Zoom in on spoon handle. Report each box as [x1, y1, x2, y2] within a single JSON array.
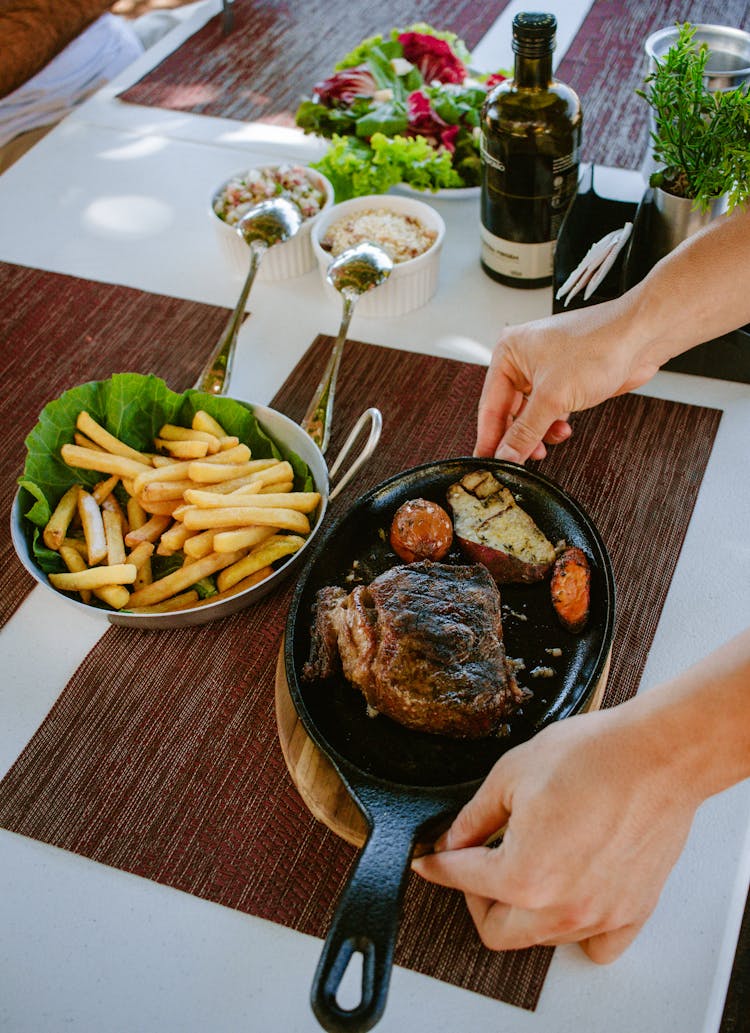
[[196, 243, 265, 395], [301, 292, 356, 454]]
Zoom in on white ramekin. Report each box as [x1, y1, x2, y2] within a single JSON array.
[[311, 194, 446, 317], [210, 166, 334, 281]]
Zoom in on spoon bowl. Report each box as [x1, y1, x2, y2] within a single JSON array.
[[238, 196, 303, 250], [301, 242, 393, 453], [326, 241, 394, 297], [198, 196, 303, 395]]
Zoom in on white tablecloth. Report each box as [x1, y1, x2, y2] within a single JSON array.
[[1, 3, 748, 1031]]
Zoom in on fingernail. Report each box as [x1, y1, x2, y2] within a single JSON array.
[[433, 829, 452, 853], [495, 444, 521, 463]]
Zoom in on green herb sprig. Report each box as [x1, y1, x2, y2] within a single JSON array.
[[636, 23, 750, 212]]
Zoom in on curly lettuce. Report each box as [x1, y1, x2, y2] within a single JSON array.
[[311, 132, 464, 200]]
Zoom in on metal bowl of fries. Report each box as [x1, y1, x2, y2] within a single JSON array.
[[11, 380, 341, 629]]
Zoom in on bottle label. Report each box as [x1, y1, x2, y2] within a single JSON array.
[[480, 224, 553, 280], [480, 142, 506, 174]]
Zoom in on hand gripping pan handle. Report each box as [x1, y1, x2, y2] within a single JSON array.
[[310, 782, 460, 1033]]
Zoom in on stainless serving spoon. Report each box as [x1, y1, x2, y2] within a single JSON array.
[[301, 241, 393, 453], [198, 196, 303, 395]]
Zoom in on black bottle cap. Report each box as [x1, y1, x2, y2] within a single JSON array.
[[512, 12, 557, 55]]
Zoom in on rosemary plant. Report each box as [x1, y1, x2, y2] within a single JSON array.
[[637, 23, 750, 212]]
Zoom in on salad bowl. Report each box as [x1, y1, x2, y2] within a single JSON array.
[[296, 23, 508, 199]]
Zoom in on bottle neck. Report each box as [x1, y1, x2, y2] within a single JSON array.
[[513, 50, 553, 88]]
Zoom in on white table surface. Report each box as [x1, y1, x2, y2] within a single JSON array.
[[1, 3, 749, 1031]]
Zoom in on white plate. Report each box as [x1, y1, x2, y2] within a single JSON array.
[[390, 183, 480, 200]]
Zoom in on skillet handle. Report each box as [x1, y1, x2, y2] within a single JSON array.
[[310, 791, 447, 1033]]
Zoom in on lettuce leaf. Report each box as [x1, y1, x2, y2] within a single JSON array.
[[310, 135, 403, 199], [426, 82, 486, 127], [295, 98, 361, 137], [362, 43, 407, 98], [353, 99, 408, 138], [17, 373, 314, 573], [311, 131, 463, 200]]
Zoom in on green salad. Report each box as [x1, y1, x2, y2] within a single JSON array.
[[18, 373, 313, 595], [295, 23, 508, 199]]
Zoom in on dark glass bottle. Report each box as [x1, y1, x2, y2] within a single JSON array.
[[480, 12, 582, 288]]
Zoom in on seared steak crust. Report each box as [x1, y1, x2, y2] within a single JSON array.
[[303, 561, 526, 739]]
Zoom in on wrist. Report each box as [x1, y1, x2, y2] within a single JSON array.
[[617, 276, 688, 371], [613, 629, 750, 807]]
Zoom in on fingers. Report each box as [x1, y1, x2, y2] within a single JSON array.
[[475, 369, 522, 458], [468, 896, 641, 957], [580, 922, 643, 964], [542, 418, 572, 445], [440, 768, 512, 851], [475, 359, 574, 463], [413, 856, 643, 960], [413, 845, 508, 897], [493, 389, 563, 464]]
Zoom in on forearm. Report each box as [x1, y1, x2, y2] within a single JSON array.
[[617, 627, 750, 805], [620, 207, 750, 369]]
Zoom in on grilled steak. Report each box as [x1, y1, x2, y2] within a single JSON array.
[[303, 561, 527, 739]]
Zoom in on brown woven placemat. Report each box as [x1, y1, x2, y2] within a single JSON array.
[[557, 0, 750, 170], [119, 0, 511, 122], [0, 262, 230, 629], [0, 333, 721, 1012]]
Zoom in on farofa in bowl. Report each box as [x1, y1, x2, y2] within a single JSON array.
[[319, 207, 438, 264], [311, 193, 445, 316]]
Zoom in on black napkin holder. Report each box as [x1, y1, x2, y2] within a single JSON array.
[[553, 167, 750, 384]]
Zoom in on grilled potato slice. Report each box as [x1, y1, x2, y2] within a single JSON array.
[[446, 469, 556, 584]]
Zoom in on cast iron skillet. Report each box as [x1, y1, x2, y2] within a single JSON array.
[[284, 458, 616, 1033]]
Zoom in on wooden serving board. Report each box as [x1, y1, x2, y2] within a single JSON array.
[[275, 641, 611, 852]]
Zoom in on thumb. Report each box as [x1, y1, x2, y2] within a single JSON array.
[[440, 769, 512, 851], [494, 392, 561, 464]]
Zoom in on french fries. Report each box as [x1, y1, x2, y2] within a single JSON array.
[[43, 485, 80, 551], [216, 535, 306, 592], [76, 412, 152, 465], [59, 544, 131, 609], [49, 563, 137, 591], [103, 508, 127, 565], [39, 408, 318, 614], [183, 489, 320, 513], [182, 505, 311, 534], [127, 549, 245, 608], [78, 489, 108, 565], [212, 525, 276, 554], [61, 444, 148, 480]]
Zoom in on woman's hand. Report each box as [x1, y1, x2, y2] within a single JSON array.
[[412, 704, 698, 963], [475, 207, 750, 464], [475, 302, 661, 463]]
